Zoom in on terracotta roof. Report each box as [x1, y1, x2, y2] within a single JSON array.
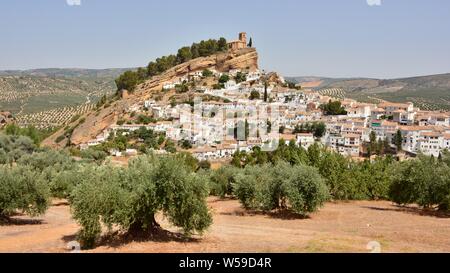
[[379, 102, 412, 108], [421, 132, 442, 137], [190, 147, 217, 153], [344, 134, 360, 138], [381, 121, 398, 127], [399, 125, 429, 131], [280, 134, 297, 141]]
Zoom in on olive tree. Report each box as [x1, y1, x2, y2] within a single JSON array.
[[0, 134, 37, 164], [233, 162, 329, 216], [0, 165, 50, 220], [389, 155, 450, 210], [70, 155, 212, 248], [17, 150, 78, 198], [208, 166, 241, 198]]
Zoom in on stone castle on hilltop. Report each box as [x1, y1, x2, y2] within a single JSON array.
[[228, 32, 248, 50]]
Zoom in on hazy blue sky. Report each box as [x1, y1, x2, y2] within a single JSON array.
[[1, 0, 450, 78]]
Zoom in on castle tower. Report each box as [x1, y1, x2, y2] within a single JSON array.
[[228, 32, 248, 50], [239, 32, 247, 44]]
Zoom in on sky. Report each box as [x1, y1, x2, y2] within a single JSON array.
[[1, 0, 450, 79]]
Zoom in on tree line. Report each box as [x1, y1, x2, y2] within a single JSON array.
[[225, 140, 450, 208], [115, 38, 228, 92]]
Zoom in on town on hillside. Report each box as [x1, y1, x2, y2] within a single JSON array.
[[77, 34, 450, 161]]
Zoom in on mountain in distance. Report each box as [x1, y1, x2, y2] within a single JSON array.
[[286, 73, 450, 110], [0, 68, 132, 79]]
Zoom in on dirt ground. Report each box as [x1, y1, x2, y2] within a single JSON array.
[[0, 198, 449, 253]]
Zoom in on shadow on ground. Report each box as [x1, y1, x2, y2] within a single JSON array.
[[62, 227, 201, 250], [221, 209, 310, 220], [0, 214, 44, 226], [362, 205, 450, 218]]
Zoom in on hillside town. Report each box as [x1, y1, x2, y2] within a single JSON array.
[[80, 63, 450, 160]]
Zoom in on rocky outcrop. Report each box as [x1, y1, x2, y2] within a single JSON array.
[[44, 48, 259, 148], [43, 96, 139, 147], [135, 48, 259, 94]]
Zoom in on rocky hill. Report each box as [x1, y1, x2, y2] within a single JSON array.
[[135, 48, 258, 94], [43, 48, 259, 148]]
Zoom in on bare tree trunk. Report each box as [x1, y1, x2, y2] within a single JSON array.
[[128, 214, 159, 235]]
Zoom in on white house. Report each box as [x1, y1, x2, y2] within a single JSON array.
[[296, 133, 315, 149], [224, 80, 238, 90], [418, 132, 444, 157]]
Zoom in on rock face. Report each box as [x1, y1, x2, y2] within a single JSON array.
[[44, 48, 259, 147], [0, 111, 14, 128], [42, 98, 134, 147], [135, 48, 259, 94]]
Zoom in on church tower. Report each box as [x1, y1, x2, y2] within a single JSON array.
[[239, 32, 247, 45]]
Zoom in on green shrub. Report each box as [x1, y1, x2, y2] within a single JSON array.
[[4, 124, 47, 146], [235, 72, 247, 83], [317, 152, 365, 200], [219, 74, 230, 83], [202, 69, 213, 78], [198, 160, 211, 170], [0, 134, 37, 163], [0, 165, 50, 219], [71, 114, 81, 123], [209, 166, 241, 198], [80, 148, 107, 163], [355, 157, 393, 200], [249, 90, 260, 100], [55, 135, 66, 143], [17, 150, 78, 198]]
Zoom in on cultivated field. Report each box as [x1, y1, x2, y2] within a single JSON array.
[[0, 198, 448, 253], [318, 88, 346, 99], [0, 74, 116, 116], [16, 104, 94, 129]]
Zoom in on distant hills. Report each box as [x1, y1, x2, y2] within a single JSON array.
[[286, 73, 450, 110], [2, 66, 450, 119], [0, 68, 131, 79], [0, 68, 131, 115]]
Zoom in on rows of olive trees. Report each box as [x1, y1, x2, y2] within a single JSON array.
[[0, 135, 46, 220], [1, 133, 213, 249], [2, 132, 449, 251], [227, 142, 450, 212], [0, 134, 79, 221]]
